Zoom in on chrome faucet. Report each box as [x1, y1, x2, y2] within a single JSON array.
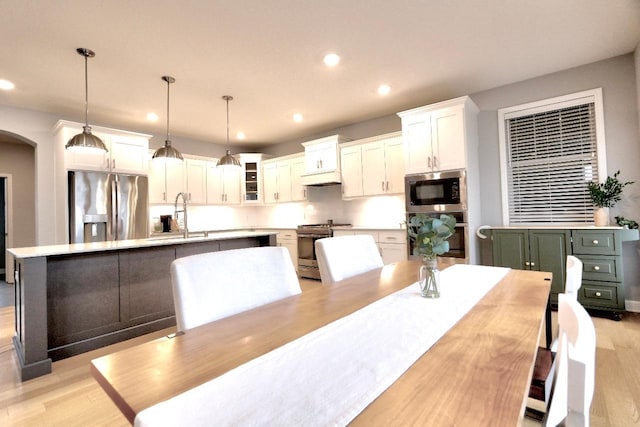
[[174, 192, 188, 238]]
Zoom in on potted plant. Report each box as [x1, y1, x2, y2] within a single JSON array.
[[407, 214, 456, 298], [587, 170, 634, 226]]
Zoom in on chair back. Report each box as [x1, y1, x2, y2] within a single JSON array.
[[170, 246, 301, 331], [545, 293, 596, 427], [315, 235, 384, 284], [565, 255, 583, 298]]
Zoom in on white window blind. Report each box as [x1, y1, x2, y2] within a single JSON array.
[[504, 99, 600, 224]]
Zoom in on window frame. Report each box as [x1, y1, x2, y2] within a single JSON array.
[[497, 88, 608, 226]]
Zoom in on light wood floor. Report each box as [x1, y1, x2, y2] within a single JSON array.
[[1, 279, 639, 426]]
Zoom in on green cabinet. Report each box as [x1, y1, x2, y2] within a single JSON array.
[[491, 228, 632, 317], [492, 229, 571, 305]]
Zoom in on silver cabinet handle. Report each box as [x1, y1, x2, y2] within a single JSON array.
[[381, 181, 385, 191], [163, 191, 166, 202], [595, 291, 602, 297], [386, 181, 389, 191], [593, 265, 600, 271], [593, 239, 599, 245], [112, 159, 116, 169], [428, 157, 432, 168], [433, 156, 437, 168]]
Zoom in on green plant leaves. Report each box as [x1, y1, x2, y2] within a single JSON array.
[[587, 170, 634, 208], [407, 213, 456, 258]]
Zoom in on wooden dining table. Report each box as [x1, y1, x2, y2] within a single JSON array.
[[91, 260, 551, 426]]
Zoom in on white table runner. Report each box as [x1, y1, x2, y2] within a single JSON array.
[[135, 264, 510, 427]]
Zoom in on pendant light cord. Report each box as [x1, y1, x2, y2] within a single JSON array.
[[226, 97, 230, 148], [166, 78, 170, 141], [84, 52, 89, 128]]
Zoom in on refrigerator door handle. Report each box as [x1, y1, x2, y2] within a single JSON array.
[[111, 176, 118, 240]]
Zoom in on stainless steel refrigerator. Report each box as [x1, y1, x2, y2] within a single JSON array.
[[68, 171, 148, 243]]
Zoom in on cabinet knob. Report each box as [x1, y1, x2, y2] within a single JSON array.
[[592, 239, 599, 245], [595, 291, 602, 297], [525, 261, 530, 266], [530, 262, 535, 267], [593, 265, 600, 271]]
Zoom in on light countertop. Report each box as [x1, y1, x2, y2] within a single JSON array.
[[8, 230, 277, 259]]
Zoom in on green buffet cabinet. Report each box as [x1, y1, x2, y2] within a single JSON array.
[[490, 227, 637, 319], [491, 229, 570, 307]]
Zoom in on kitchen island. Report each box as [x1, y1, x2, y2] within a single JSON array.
[[8, 231, 276, 381]]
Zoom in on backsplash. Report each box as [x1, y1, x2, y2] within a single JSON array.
[[150, 185, 405, 231]]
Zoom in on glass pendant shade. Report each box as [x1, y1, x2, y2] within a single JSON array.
[[152, 76, 183, 162], [66, 48, 108, 153], [216, 95, 240, 168]]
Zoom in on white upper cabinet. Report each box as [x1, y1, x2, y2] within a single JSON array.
[[238, 153, 267, 205], [397, 96, 478, 174], [300, 135, 348, 186], [340, 145, 364, 198], [55, 120, 150, 175], [206, 161, 241, 205], [263, 153, 305, 204], [148, 151, 186, 204], [185, 158, 207, 204], [340, 132, 404, 199], [290, 155, 307, 202]]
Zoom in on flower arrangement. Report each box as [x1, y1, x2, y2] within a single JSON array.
[[407, 213, 457, 260], [587, 170, 634, 208]]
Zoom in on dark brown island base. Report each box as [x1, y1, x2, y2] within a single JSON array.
[[9, 231, 276, 381]]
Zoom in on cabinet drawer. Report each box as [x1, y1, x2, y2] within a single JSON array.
[[378, 231, 405, 243], [572, 230, 620, 255], [353, 231, 379, 241], [278, 230, 297, 240], [578, 255, 621, 282], [578, 281, 623, 309]]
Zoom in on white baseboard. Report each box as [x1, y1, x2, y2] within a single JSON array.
[[625, 300, 640, 313]]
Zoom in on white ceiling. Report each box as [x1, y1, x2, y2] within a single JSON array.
[[1, 0, 639, 148]]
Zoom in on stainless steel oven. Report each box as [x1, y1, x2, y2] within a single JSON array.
[[405, 169, 467, 213], [297, 223, 350, 280], [406, 211, 468, 264]]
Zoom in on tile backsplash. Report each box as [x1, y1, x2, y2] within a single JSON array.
[[150, 185, 405, 231]]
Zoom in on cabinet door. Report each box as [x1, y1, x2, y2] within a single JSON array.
[[165, 161, 185, 203], [340, 145, 363, 198], [290, 156, 307, 201], [278, 239, 298, 270], [491, 229, 529, 270], [206, 163, 224, 204], [110, 136, 149, 174], [65, 130, 111, 171], [362, 141, 387, 196], [431, 106, 466, 171], [148, 158, 167, 203], [529, 230, 571, 298], [185, 159, 207, 204], [277, 160, 292, 202], [222, 166, 241, 205], [379, 243, 406, 264], [384, 138, 405, 194], [263, 162, 278, 204], [402, 114, 432, 174]]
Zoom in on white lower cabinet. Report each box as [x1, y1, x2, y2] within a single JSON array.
[[276, 230, 298, 271], [332, 229, 407, 264]]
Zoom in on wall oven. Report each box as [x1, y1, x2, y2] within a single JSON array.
[[405, 169, 467, 213], [405, 169, 468, 264], [406, 211, 468, 263]]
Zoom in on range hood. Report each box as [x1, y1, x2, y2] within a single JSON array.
[[300, 169, 342, 186]]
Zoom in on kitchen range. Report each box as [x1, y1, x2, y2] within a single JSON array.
[[297, 222, 351, 279]]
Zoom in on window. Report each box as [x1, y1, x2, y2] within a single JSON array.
[[498, 89, 607, 225]]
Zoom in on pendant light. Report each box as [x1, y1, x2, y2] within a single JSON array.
[[217, 95, 241, 167], [152, 76, 183, 162], [65, 48, 108, 153]]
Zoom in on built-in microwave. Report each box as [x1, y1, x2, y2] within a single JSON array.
[[405, 169, 467, 213]]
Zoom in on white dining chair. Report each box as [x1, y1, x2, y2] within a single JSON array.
[[545, 293, 596, 427], [315, 235, 384, 284], [565, 255, 583, 298], [170, 246, 301, 331]]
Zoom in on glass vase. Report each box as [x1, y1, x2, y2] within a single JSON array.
[[419, 257, 440, 298]]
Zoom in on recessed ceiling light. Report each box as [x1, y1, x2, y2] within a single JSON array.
[[323, 53, 340, 67], [0, 79, 15, 90], [377, 84, 391, 96], [147, 112, 159, 122], [236, 131, 246, 140], [293, 113, 304, 123]]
